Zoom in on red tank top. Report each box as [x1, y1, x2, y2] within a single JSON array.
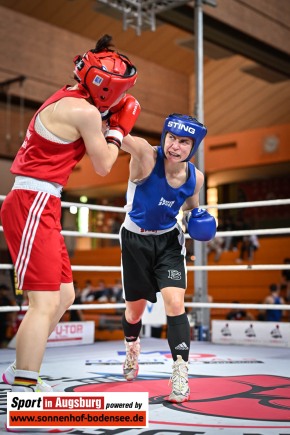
[[11, 86, 90, 186]]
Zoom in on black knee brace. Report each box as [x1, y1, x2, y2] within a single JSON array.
[[122, 313, 142, 342]]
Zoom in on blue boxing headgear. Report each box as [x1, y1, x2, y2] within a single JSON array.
[[161, 113, 207, 162]]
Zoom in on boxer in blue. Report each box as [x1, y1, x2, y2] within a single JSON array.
[[118, 113, 216, 402]]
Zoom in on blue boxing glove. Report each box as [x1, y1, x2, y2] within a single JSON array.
[[186, 208, 216, 241]]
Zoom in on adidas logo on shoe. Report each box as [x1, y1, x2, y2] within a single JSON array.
[[175, 342, 189, 351]]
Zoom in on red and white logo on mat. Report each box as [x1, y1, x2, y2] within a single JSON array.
[[69, 374, 290, 423]]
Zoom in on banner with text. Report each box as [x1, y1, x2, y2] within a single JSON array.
[[8, 321, 95, 348], [7, 392, 148, 429]]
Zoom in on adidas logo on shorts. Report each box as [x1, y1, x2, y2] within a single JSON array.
[[175, 342, 189, 351]]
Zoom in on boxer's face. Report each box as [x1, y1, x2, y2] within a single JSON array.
[[164, 133, 193, 162]]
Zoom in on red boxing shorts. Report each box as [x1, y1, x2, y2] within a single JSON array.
[[1, 189, 72, 291]]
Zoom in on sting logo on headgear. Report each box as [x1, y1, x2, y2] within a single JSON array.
[[167, 121, 196, 135], [161, 113, 207, 162]]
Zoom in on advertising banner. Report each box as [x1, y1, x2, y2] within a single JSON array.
[[212, 320, 290, 347], [8, 321, 95, 348]]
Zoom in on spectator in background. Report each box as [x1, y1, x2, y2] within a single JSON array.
[[90, 279, 110, 302], [226, 301, 254, 321], [81, 280, 95, 303], [263, 284, 285, 322], [231, 218, 248, 252], [109, 278, 123, 302], [236, 234, 259, 263]]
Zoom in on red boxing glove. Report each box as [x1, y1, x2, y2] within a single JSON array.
[[109, 94, 131, 114], [100, 95, 128, 120], [105, 95, 141, 148]]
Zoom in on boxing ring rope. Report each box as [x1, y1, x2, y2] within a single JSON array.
[[1, 264, 290, 272], [1, 195, 290, 210], [0, 195, 290, 314], [1, 302, 290, 314]]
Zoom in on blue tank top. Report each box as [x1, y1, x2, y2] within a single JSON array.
[[266, 296, 282, 321], [126, 146, 196, 231]]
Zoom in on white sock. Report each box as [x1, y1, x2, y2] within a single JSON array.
[[12, 369, 38, 391]]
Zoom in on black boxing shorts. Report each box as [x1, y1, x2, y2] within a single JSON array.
[[120, 225, 186, 303]]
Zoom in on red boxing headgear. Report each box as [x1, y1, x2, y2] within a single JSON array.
[[74, 50, 137, 111]]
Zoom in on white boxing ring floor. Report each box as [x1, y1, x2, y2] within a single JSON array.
[[1, 338, 290, 435]]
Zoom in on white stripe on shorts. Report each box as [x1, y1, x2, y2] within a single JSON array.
[[15, 191, 50, 289]]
